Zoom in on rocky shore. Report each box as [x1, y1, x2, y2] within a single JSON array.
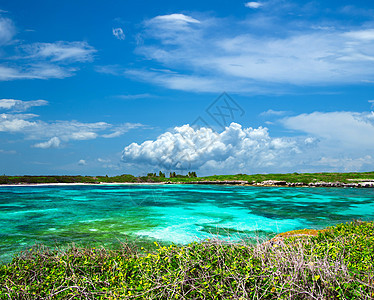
[[170, 179, 374, 188]]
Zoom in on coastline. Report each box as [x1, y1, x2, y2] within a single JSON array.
[[1, 180, 374, 188], [0, 182, 167, 187]]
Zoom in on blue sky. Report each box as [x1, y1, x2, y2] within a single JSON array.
[[1, 0, 374, 176]]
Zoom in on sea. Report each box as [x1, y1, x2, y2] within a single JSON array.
[[1, 184, 374, 262]]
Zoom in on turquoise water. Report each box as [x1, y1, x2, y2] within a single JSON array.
[[1, 184, 374, 262]]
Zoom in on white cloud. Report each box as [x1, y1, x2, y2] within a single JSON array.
[[0, 99, 48, 111], [70, 131, 98, 140], [34, 137, 61, 149], [0, 106, 144, 148], [115, 93, 154, 100], [98, 158, 111, 163], [0, 149, 16, 154], [0, 13, 96, 81], [125, 69, 220, 93], [144, 14, 201, 39], [119, 14, 374, 93], [0, 16, 15, 46], [282, 111, 374, 149], [112, 28, 125, 40], [0, 113, 37, 132], [245, 2, 263, 9], [122, 122, 302, 173], [260, 109, 288, 116], [151, 14, 200, 25], [102, 123, 144, 138], [22, 41, 96, 62], [312, 155, 374, 171], [78, 159, 87, 166], [344, 29, 374, 41], [122, 116, 374, 174], [369, 100, 374, 109], [0, 64, 75, 81]]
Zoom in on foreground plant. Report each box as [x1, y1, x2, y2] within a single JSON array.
[[0, 221, 373, 299]]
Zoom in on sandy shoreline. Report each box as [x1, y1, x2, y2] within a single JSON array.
[[0, 182, 167, 187], [1, 180, 374, 188]]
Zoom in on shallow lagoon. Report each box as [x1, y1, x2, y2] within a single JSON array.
[[1, 184, 374, 262]]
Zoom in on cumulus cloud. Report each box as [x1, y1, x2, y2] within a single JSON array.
[[0, 99, 48, 111], [122, 122, 303, 173], [121, 116, 374, 174], [0, 113, 37, 132], [112, 28, 125, 40], [78, 159, 87, 166], [34, 137, 61, 149], [244, 2, 263, 9]]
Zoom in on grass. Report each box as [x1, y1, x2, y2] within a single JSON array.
[[0, 221, 373, 299], [1, 171, 374, 185]]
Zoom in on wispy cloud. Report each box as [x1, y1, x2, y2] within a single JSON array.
[[112, 8, 374, 94], [369, 100, 374, 109], [115, 93, 154, 100], [0, 99, 48, 111], [143, 13, 201, 42], [260, 109, 288, 117], [0, 149, 16, 154], [151, 14, 200, 25], [112, 27, 125, 40], [0, 16, 15, 46], [102, 123, 144, 138], [0, 15, 96, 81], [22, 41, 96, 62], [244, 2, 263, 9], [343, 29, 374, 41], [124, 69, 221, 93], [282, 111, 374, 149], [0, 64, 76, 81], [0, 99, 145, 148], [34, 137, 61, 149]]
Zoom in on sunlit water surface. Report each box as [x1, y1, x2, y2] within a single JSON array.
[[1, 184, 374, 262]]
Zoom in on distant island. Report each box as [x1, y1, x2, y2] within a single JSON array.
[[1, 171, 374, 187]]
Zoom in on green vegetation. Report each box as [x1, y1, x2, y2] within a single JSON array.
[[170, 171, 197, 178], [171, 171, 374, 184], [1, 171, 374, 185], [1, 221, 373, 299]]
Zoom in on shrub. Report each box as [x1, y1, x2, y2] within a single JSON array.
[[0, 221, 373, 299]]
